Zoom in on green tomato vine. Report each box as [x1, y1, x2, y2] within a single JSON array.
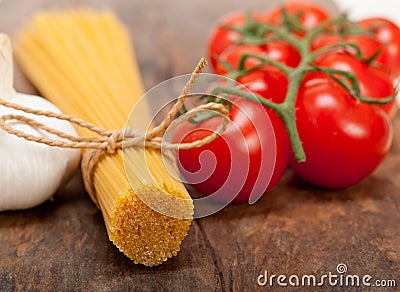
[[210, 13, 397, 162]]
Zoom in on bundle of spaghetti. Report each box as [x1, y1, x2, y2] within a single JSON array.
[[15, 9, 193, 266]]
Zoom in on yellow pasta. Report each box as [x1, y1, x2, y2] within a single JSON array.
[[15, 9, 193, 266]]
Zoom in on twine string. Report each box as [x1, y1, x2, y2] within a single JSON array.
[[0, 58, 230, 206]]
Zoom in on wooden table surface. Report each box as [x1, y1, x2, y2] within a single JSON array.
[[0, 1, 399, 291]]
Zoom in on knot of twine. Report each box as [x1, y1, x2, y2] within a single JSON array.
[[0, 58, 230, 206]]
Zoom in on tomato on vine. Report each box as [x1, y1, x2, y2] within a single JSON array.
[[215, 45, 265, 75], [313, 51, 397, 117], [237, 66, 288, 104], [207, 12, 268, 70], [358, 18, 400, 79], [265, 2, 330, 35], [289, 76, 393, 188], [215, 41, 300, 75], [190, 2, 399, 201], [311, 34, 385, 62], [172, 93, 289, 204]]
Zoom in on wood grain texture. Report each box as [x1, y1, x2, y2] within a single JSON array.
[[0, 0, 399, 291]]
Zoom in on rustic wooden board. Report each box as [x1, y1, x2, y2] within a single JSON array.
[[0, 0, 399, 291]]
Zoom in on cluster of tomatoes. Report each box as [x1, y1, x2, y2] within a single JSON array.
[[173, 2, 400, 204]]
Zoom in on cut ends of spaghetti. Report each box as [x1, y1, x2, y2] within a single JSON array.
[[109, 187, 192, 266]]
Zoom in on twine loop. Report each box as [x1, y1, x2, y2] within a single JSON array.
[[0, 58, 230, 206]]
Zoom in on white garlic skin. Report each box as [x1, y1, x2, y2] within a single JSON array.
[[0, 93, 81, 211]]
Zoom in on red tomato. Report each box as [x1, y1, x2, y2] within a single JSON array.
[[237, 66, 289, 194], [262, 40, 301, 68], [313, 52, 397, 117], [290, 77, 393, 188], [311, 34, 386, 62], [215, 41, 301, 75], [172, 95, 289, 204], [266, 2, 330, 35], [359, 18, 400, 79], [215, 45, 265, 75], [207, 12, 268, 70], [237, 66, 288, 104]]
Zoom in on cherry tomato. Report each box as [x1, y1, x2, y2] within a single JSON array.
[[359, 18, 400, 79], [237, 66, 289, 193], [311, 34, 386, 62], [215, 45, 265, 75], [215, 41, 301, 75], [207, 12, 268, 70], [262, 40, 301, 68], [237, 66, 288, 104], [290, 77, 393, 189], [172, 94, 289, 204], [265, 2, 330, 36], [313, 52, 397, 117], [238, 66, 290, 191]]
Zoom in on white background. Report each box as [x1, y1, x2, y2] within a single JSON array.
[[334, 0, 400, 25]]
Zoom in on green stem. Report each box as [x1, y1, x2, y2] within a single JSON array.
[[279, 69, 307, 162], [309, 42, 364, 60], [307, 66, 396, 104], [308, 66, 361, 96], [359, 94, 397, 104], [280, 8, 307, 35], [305, 15, 347, 43], [262, 24, 304, 52], [210, 68, 307, 162], [210, 86, 281, 112], [237, 53, 294, 75], [229, 63, 271, 80]]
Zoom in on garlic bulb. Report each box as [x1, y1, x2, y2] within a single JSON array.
[[0, 34, 81, 211], [0, 34, 15, 100]]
